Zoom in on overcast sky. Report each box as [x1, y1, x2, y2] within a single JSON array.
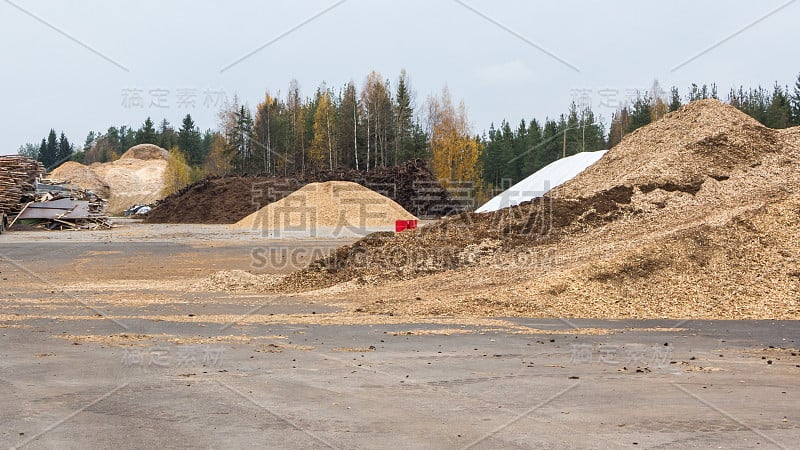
[[1, 0, 798, 155]]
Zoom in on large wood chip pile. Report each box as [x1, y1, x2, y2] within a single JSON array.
[[277, 100, 800, 320]]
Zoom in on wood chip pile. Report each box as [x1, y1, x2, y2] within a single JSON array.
[[277, 100, 800, 320], [0, 156, 45, 215], [145, 159, 464, 224]]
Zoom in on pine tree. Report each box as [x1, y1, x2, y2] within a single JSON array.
[[627, 94, 652, 132], [83, 131, 96, 151], [137, 117, 157, 145], [578, 106, 605, 152], [38, 138, 48, 166], [57, 132, 73, 163], [765, 83, 792, 129], [523, 118, 543, 176], [158, 119, 178, 150], [178, 114, 204, 165], [533, 119, 562, 172], [119, 126, 134, 153], [565, 103, 581, 157], [225, 105, 255, 173], [394, 69, 414, 163], [791, 73, 800, 126], [669, 87, 682, 112], [39, 129, 59, 168]]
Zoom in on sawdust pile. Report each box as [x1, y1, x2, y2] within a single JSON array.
[[47, 161, 110, 198], [119, 144, 170, 160], [50, 144, 171, 215], [279, 100, 800, 320], [233, 181, 418, 235]]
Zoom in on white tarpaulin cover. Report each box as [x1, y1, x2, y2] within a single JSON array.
[[475, 150, 608, 213]]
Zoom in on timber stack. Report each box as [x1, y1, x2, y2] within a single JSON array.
[[0, 156, 45, 217]]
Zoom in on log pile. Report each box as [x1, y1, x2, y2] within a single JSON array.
[[0, 156, 45, 215]]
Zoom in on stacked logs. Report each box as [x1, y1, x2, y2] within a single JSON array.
[[0, 156, 45, 214]]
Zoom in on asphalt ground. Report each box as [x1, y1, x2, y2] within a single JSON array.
[[0, 223, 798, 449]]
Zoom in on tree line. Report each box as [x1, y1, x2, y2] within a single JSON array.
[[608, 75, 800, 147], [216, 70, 430, 176], [18, 114, 216, 171], [18, 70, 800, 196], [18, 129, 74, 170]]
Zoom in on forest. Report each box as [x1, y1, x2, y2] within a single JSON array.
[[18, 70, 800, 192]]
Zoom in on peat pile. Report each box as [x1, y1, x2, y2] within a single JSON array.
[[279, 100, 800, 319], [145, 159, 463, 224], [145, 175, 305, 224]]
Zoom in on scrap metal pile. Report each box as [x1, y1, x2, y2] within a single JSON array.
[[0, 156, 111, 231]]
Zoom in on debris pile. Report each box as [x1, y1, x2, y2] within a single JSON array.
[[278, 100, 800, 320], [232, 181, 418, 237], [145, 159, 464, 224], [15, 179, 110, 230], [50, 144, 173, 215]]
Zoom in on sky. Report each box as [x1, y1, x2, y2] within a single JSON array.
[[1, 0, 799, 155]]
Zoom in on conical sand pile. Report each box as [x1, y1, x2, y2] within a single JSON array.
[[233, 181, 417, 236]]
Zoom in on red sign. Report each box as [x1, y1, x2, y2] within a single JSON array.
[[395, 219, 418, 232]]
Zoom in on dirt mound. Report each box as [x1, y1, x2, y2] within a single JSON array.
[[120, 144, 170, 161], [233, 181, 418, 235], [48, 161, 110, 198], [278, 100, 800, 320], [49, 144, 170, 215], [146, 160, 463, 224], [145, 175, 306, 224]]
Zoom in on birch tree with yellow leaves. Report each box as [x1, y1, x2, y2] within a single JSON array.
[[426, 86, 482, 187], [310, 89, 336, 170]]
